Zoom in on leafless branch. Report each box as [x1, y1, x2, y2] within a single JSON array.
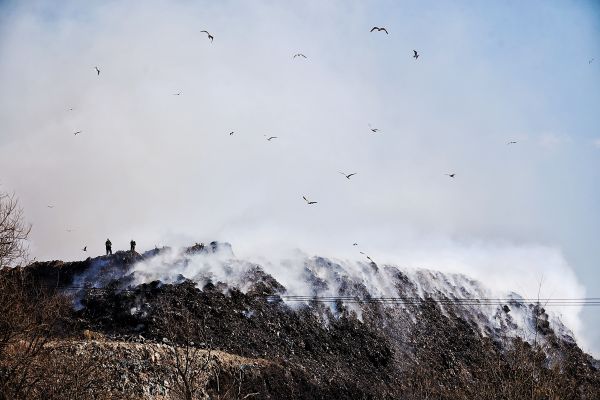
[[0, 192, 31, 269]]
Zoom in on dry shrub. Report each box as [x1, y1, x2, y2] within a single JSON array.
[[0, 271, 119, 400], [152, 299, 217, 400]]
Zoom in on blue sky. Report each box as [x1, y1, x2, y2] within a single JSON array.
[[0, 0, 599, 354]]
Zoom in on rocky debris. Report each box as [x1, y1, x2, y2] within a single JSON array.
[[74, 277, 599, 398], [48, 339, 341, 400], [7, 243, 600, 399], [533, 304, 553, 335], [185, 241, 233, 256], [82, 329, 105, 341]]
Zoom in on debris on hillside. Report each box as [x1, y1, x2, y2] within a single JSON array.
[[4, 242, 599, 399]]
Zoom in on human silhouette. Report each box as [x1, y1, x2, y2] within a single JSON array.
[[105, 238, 112, 255]]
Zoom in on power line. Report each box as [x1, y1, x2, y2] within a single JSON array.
[[267, 296, 600, 306], [35, 284, 600, 307]]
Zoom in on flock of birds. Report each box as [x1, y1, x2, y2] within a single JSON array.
[[61, 25, 571, 262]]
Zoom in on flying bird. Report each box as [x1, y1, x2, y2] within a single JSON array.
[[47, 205, 54, 208], [339, 172, 357, 180], [293, 53, 307, 59], [303, 196, 317, 205], [445, 173, 456, 178], [95, 66, 100, 75], [229, 131, 234, 136], [368, 124, 379, 133], [360, 251, 374, 263], [353, 243, 358, 246], [201, 30, 214, 42], [370, 27, 388, 34], [589, 58, 594, 64], [82, 246, 87, 252], [507, 141, 517, 145], [74, 131, 81, 135], [413, 50, 419, 59], [265, 136, 278, 141], [173, 92, 182, 96]]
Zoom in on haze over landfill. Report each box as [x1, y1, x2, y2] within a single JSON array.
[[0, 0, 599, 355]]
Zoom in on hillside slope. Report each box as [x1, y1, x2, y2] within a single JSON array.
[[10, 242, 600, 399]]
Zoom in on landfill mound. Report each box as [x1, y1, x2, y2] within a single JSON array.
[[8, 242, 600, 399]]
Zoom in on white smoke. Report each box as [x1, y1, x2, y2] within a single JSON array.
[[128, 239, 586, 351], [1, 1, 598, 356]]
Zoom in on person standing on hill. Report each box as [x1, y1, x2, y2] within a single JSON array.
[[130, 239, 136, 252], [105, 238, 112, 255]]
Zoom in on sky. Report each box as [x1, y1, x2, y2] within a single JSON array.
[[0, 0, 599, 354]]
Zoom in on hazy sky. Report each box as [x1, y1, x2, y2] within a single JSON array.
[[0, 1, 599, 354]]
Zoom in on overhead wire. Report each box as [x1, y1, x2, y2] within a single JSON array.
[[34, 284, 600, 307]]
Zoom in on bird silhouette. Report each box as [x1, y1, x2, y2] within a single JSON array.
[[201, 30, 214, 42], [82, 246, 87, 252], [413, 50, 419, 59], [590, 58, 594, 64], [47, 205, 54, 208], [507, 141, 517, 145], [229, 131, 234, 136], [74, 131, 81, 135], [359, 251, 374, 263], [445, 173, 456, 178], [303, 196, 317, 205], [95, 66, 100, 75], [339, 172, 357, 179], [293, 53, 307, 59], [368, 124, 379, 133], [173, 92, 182, 96], [265, 136, 278, 141], [370, 27, 388, 34], [353, 243, 358, 246]]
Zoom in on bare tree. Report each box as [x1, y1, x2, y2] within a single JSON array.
[[33, 341, 119, 400], [151, 298, 260, 400], [0, 271, 122, 400], [152, 300, 216, 400], [0, 192, 31, 268], [0, 271, 64, 399]]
